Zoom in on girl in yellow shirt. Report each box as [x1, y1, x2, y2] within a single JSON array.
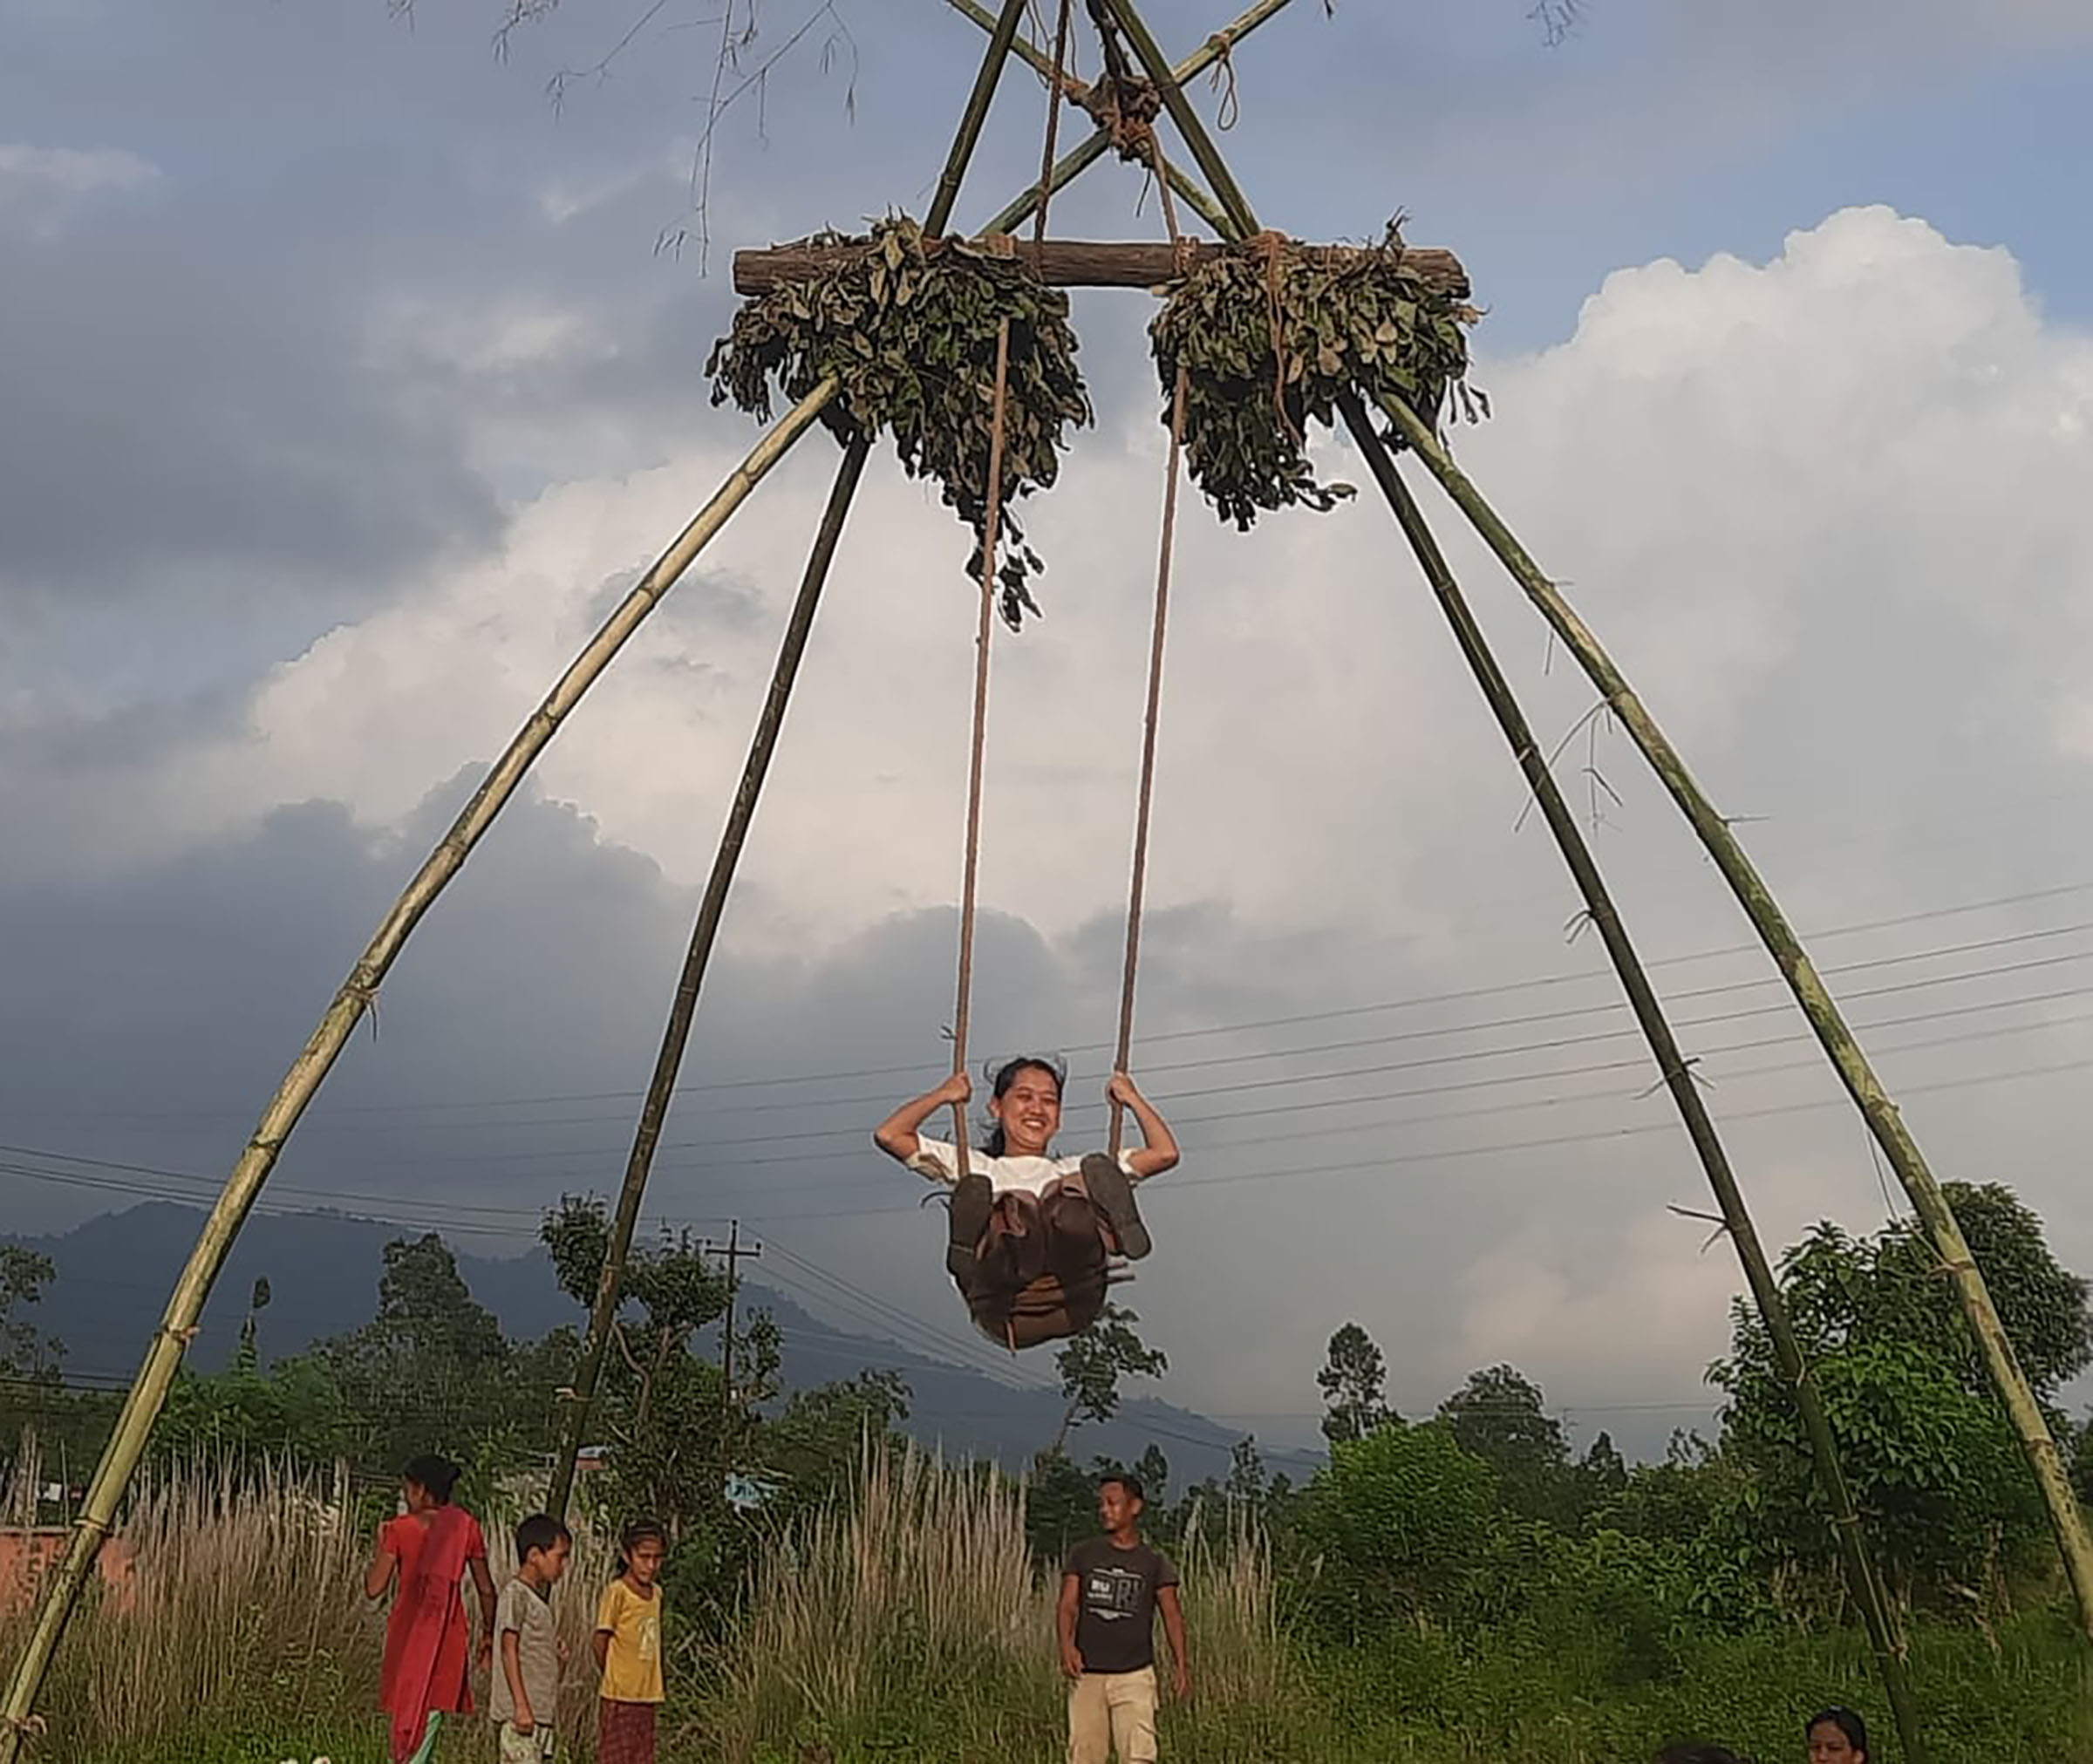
[[592, 1520, 667, 1764]]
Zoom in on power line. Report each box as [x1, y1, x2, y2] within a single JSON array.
[[12, 875, 2093, 1127], [10, 977, 2093, 1237], [185, 913, 2093, 1144], [99, 935, 2093, 1176]]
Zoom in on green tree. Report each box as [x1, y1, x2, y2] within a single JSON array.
[[0, 1246, 61, 1379], [1050, 1303, 1167, 1456], [1297, 1418, 1501, 1642], [758, 1367, 910, 1523], [1225, 1435, 1267, 1507], [543, 1198, 735, 1534], [1026, 1449, 1105, 1563], [1438, 1364, 1571, 1523], [1595, 1432, 1735, 1549], [1713, 1184, 2082, 1604], [322, 1233, 520, 1483], [158, 1353, 354, 1472], [1317, 1322, 1392, 1445], [1773, 1185, 2091, 1402], [1131, 1443, 1170, 1507], [1573, 1428, 1630, 1523]]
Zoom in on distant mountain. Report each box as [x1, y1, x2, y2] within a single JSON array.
[[10, 1204, 1318, 1488]]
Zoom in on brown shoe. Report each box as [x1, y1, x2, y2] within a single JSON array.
[[946, 1170, 995, 1285], [1079, 1154, 1150, 1261]]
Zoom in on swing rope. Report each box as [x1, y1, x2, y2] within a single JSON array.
[[949, 3, 1070, 1176], [950, 3, 1192, 1179], [1031, 0, 1076, 251], [1107, 94, 1191, 1160], [947, 316, 1014, 1182]]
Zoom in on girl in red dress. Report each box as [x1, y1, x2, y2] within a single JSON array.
[[365, 1454, 497, 1764]]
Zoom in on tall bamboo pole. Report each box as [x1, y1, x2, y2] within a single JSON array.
[[1340, 395, 1926, 1761], [977, 0, 1295, 238], [926, 0, 1032, 237], [1096, 0, 1258, 238], [1372, 386, 2093, 1641], [1097, 0, 2093, 1657], [939, 0, 1241, 239], [0, 380, 836, 1760], [542, 0, 1033, 1526], [545, 436, 871, 1522]]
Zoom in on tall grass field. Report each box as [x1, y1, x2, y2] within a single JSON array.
[[2, 1447, 2088, 1763]]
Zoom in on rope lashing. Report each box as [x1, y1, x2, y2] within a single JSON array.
[[1247, 228, 1303, 444], [1205, 32, 1240, 130]]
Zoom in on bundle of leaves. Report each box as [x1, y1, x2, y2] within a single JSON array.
[[706, 216, 1092, 627], [1149, 233, 1477, 531]]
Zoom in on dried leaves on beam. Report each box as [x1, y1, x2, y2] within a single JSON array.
[[707, 216, 1091, 627], [1150, 230, 1479, 531]]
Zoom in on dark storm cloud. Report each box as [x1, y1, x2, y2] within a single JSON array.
[[0, 221, 504, 602], [0, 765, 1485, 1450], [0, 770, 1106, 1243]]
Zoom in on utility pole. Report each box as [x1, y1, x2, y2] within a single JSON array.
[[695, 1222, 760, 1500]]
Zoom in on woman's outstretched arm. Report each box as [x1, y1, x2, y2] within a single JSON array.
[[873, 1071, 972, 1165], [1107, 1073, 1179, 1179]]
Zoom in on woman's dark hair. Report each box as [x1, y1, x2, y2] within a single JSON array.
[[979, 1054, 1067, 1157], [618, 1518, 669, 1568], [1807, 1709, 1868, 1758], [401, 1454, 461, 1504]]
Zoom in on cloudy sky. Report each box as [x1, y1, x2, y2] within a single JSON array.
[[4, 0, 2093, 1455]]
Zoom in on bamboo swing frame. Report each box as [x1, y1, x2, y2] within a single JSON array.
[[6, 0, 2085, 1754]]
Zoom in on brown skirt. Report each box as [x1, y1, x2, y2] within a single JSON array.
[[598, 1698, 658, 1764], [964, 1188, 1110, 1349]]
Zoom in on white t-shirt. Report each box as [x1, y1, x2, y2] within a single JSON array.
[[906, 1136, 1137, 1199]]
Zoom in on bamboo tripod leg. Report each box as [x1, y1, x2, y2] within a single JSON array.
[[1106, 0, 2083, 1668], [1372, 386, 2093, 1646], [545, 436, 872, 1522], [1340, 396, 1927, 1764], [547, 0, 1034, 1521], [0, 379, 837, 1759], [973, 0, 1296, 238], [937, 0, 1248, 239]]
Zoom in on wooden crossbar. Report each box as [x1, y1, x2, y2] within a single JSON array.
[[732, 235, 1469, 298]]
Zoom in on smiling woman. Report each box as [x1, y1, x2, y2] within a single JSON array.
[[873, 1054, 1180, 1349]]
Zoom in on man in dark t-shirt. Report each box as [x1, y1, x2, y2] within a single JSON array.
[[1058, 1472, 1191, 1764]]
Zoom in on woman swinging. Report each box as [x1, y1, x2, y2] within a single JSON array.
[[875, 1057, 1179, 1347]]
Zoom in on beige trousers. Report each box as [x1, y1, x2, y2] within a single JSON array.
[[1067, 1665, 1158, 1764]]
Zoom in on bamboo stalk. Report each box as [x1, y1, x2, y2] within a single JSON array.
[[1371, 386, 2093, 1644], [547, 0, 1033, 1518], [545, 435, 872, 1523], [1135, 37, 1947, 1719], [925, 0, 1031, 236], [1097, 0, 1258, 240], [941, 0, 1237, 240], [1340, 394, 1927, 1764], [0, 378, 836, 1761], [974, 0, 1295, 237], [4, 5, 1150, 1727]]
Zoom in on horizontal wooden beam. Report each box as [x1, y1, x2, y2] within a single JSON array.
[[732, 236, 1470, 300]]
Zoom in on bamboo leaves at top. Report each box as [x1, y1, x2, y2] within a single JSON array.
[[1149, 231, 1479, 531], [707, 216, 1092, 628]]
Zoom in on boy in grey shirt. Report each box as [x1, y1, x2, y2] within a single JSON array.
[[491, 1513, 572, 1761]]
